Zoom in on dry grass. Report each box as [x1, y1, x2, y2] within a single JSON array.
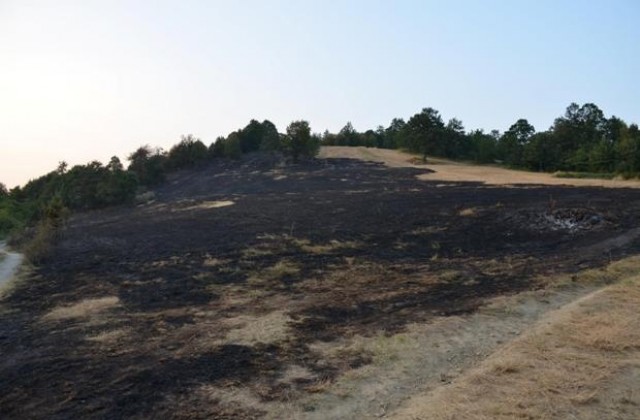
[[290, 237, 361, 255], [181, 200, 235, 211], [391, 276, 640, 420], [202, 255, 229, 267], [279, 364, 316, 383], [320, 146, 640, 188], [223, 310, 292, 346], [249, 234, 361, 256], [458, 207, 477, 217], [410, 226, 448, 235], [542, 255, 640, 288], [242, 246, 275, 258], [42, 296, 121, 321], [23, 222, 56, 263], [247, 260, 300, 286], [196, 384, 268, 414]]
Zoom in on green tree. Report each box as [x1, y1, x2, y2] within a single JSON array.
[[499, 119, 535, 167], [209, 136, 227, 158], [107, 156, 124, 172], [336, 122, 359, 146], [224, 132, 243, 159], [128, 146, 167, 186], [239, 120, 264, 153], [361, 129, 380, 148], [468, 130, 498, 163], [384, 118, 406, 149], [551, 103, 606, 170], [284, 120, 318, 161], [404, 108, 445, 161], [443, 118, 468, 158], [167, 134, 208, 169], [259, 120, 282, 152], [523, 132, 558, 171]]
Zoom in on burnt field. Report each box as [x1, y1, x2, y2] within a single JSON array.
[[2, 154, 640, 419]]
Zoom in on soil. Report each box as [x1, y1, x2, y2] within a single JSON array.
[[2, 149, 640, 418]]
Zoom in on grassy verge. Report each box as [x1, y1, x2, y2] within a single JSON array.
[[392, 262, 640, 419]]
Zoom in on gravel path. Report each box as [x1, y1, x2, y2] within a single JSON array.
[[0, 241, 23, 289]]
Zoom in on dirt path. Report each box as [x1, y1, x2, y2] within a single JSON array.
[[0, 241, 23, 290], [320, 146, 640, 188]]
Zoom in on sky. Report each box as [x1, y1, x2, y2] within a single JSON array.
[[1, 0, 639, 188]]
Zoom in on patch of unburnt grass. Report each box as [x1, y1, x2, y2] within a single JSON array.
[[42, 296, 121, 322]]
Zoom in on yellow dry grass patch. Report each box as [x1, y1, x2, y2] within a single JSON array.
[[543, 255, 640, 288], [248, 234, 361, 256], [196, 384, 267, 414], [294, 238, 361, 254], [247, 260, 300, 286], [410, 226, 448, 235], [87, 328, 130, 344], [223, 310, 292, 346], [391, 277, 640, 420], [202, 256, 229, 267], [184, 200, 235, 210], [458, 207, 477, 217], [43, 296, 120, 321], [279, 364, 316, 383], [320, 146, 640, 188]]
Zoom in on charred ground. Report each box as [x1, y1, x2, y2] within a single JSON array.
[[2, 155, 640, 418]]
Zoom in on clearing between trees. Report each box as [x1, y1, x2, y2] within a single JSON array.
[[1, 147, 640, 419], [320, 146, 640, 188]]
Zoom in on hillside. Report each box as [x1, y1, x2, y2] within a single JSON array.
[[2, 148, 640, 418]]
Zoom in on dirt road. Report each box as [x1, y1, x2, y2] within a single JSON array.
[[0, 241, 22, 289], [320, 146, 640, 188]]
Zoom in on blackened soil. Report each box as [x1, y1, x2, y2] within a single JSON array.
[[2, 155, 640, 418]]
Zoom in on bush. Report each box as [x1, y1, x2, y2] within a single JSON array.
[[167, 135, 208, 169], [22, 197, 69, 263], [23, 221, 56, 263], [0, 207, 22, 237]]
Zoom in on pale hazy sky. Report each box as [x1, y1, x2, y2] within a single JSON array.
[[1, 0, 639, 188]]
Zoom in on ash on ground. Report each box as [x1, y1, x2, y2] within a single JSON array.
[[507, 208, 609, 233]]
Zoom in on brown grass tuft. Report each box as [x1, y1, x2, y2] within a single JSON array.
[[43, 296, 121, 321], [247, 260, 300, 286], [458, 207, 477, 217], [223, 310, 292, 345]]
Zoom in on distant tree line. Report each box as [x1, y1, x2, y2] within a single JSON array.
[[323, 103, 640, 174], [126, 119, 320, 186], [0, 120, 319, 237], [2, 103, 638, 238]]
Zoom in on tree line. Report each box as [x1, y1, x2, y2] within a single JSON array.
[[0, 119, 319, 237], [323, 102, 640, 174], [2, 102, 638, 238]]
